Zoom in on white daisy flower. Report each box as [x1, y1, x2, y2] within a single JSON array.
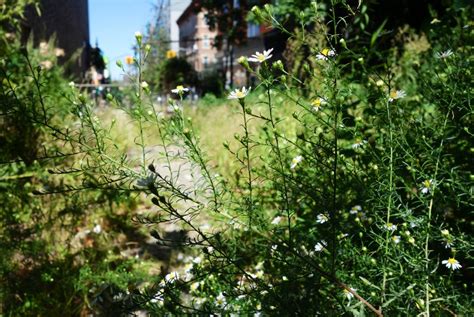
[[314, 240, 326, 252], [228, 86, 251, 100], [93, 224, 102, 234], [39, 41, 49, 54], [435, 49, 454, 59], [248, 48, 274, 63], [271, 216, 282, 225], [388, 90, 406, 102], [392, 235, 401, 244], [190, 282, 200, 292], [385, 222, 397, 232], [290, 155, 303, 169], [444, 241, 453, 249], [442, 258, 462, 270], [421, 179, 433, 194], [194, 297, 206, 308], [216, 292, 227, 307], [316, 48, 336, 61], [192, 256, 203, 264], [171, 85, 189, 95], [343, 287, 357, 301], [54, 48, 65, 57], [165, 271, 180, 283], [350, 205, 362, 215], [40, 60, 53, 70], [150, 289, 164, 304], [317, 214, 329, 224], [311, 97, 327, 111], [352, 139, 367, 149]]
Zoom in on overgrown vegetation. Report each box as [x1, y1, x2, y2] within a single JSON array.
[[1, 0, 472, 316]]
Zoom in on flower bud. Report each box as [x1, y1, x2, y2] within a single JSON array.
[[140, 81, 150, 94], [339, 38, 347, 48], [263, 4, 272, 14], [144, 44, 151, 57], [251, 6, 265, 24], [272, 60, 284, 72], [135, 31, 143, 45], [238, 56, 251, 71]]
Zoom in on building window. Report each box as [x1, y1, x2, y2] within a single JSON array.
[[247, 22, 260, 38], [203, 35, 210, 48]]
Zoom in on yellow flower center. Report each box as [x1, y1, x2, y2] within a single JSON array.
[[423, 180, 431, 188], [257, 53, 265, 61], [448, 258, 457, 264], [236, 90, 245, 98], [390, 91, 398, 99], [176, 85, 184, 92], [311, 99, 322, 107], [321, 48, 330, 56]]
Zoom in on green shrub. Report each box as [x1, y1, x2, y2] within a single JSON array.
[[1, 0, 472, 315]]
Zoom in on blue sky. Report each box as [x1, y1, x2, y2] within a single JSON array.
[[89, 0, 155, 80]]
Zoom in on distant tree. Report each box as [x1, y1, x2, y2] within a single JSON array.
[[161, 57, 197, 91], [141, 0, 171, 91]]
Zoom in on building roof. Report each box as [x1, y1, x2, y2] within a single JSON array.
[[176, 0, 199, 26]]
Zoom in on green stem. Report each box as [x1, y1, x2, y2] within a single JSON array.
[[382, 82, 394, 305], [240, 99, 253, 225], [266, 86, 292, 243]]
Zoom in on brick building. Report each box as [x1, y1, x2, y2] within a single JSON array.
[[176, 2, 219, 74], [177, 0, 270, 88], [22, 0, 90, 78]]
